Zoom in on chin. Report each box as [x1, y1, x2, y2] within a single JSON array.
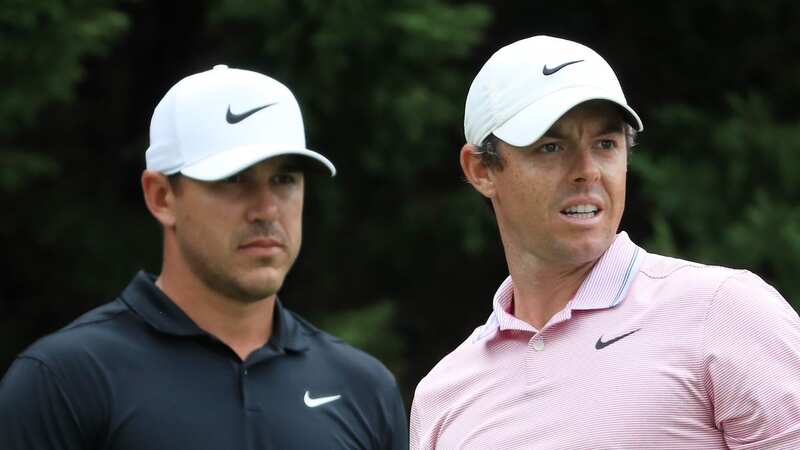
[[573, 235, 615, 261], [248, 269, 287, 292], [551, 231, 611, 262], [212, 268, 282, 303], [228, 284, 279, 303]]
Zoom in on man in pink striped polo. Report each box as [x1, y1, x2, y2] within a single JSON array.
[[410, 35, 800, 449]]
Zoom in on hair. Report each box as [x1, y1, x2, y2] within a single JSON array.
[[473, 123, 638, 170], [167, 173, 183, 193], [475, 134, 503, 169]]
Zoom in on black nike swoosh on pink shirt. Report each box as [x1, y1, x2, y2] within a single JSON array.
[[595, 328, 641, 350]]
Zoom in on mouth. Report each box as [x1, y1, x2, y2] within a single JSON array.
[[560, 203, 601, 220], [238, 237, 285, 255]]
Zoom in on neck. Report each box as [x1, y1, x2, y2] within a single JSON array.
[[157, 248, 275, 361], [503, 245, 597, 331]]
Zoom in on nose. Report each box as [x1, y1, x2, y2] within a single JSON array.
[[570, 147, 601, 184], [245, 183, 279, 223]]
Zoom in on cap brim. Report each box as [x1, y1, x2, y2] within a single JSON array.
[[180, 144, 336, 181], [493, 86, 643, 147]]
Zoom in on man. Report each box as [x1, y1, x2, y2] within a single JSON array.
[[0, 65, 408, 449], [411, 35, 800, 449]]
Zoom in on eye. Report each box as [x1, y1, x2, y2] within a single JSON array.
[[271, 173, 298, 186], [597, 139, 618, 150], [538, 142, 561, 153]]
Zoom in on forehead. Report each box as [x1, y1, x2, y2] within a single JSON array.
[[237, 155, 309, 175], [548, 100, 626, 134]]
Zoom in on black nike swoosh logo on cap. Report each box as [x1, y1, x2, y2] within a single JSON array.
[[595, 328, 641, 350], [542, 59, 584, 76], [226, 103, 276, 124]]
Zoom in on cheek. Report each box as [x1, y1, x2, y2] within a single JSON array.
[[612, 166, 628, 193], [282, 197, 304, 245], [177, 202, 235, 250], [287, 214, 302, 247], [602, 157, 627, 186], [497, 173, 553, 222], [178, 213, 217, 255], [604, 167, 627, 215]]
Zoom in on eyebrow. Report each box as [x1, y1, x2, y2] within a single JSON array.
[[597, 122, 626, 135], [542, 120, 625, 140], [267, 155, 297, 170], [274, 156, 311, 173]]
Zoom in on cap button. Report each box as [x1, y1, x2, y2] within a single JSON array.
[[213, 64, 228, 70]]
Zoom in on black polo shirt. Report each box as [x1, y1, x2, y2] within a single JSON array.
[[0, 272, 408, 449]]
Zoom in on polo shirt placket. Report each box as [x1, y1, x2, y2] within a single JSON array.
[[483, 236, 644, 387]]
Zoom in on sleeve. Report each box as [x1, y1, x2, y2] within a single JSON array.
[[0, 357, 87, 450], [383, 378, 409, 450], [703, 271, 800, 449], [409, 392, 425, 450], [409, 381, 438, 450]]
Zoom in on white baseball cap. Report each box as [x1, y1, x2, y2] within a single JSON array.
[[145, 65, 336, 180], [464, 35, 643, 147]]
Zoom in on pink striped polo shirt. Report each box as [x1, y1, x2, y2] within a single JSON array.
[[411, 232, 800, 449]]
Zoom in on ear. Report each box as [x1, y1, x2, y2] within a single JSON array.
[[141, 171, 177, 228], [460, 144, 496, 198]]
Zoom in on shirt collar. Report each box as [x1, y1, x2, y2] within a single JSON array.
[[271, 298, 310, 353], [120, 271, 309, 353], [569, 231, 645, 310], [476, 232, 645, 341]]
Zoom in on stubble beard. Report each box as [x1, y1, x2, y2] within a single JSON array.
[[179, 239, 282, 304]]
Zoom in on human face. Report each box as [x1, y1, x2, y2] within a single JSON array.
[[170, 156, 304, 303], [489, 101, 628, 268]]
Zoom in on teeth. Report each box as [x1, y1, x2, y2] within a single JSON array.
[[563, 204, 598, 214]]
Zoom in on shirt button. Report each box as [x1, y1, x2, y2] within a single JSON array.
[[532, 337, 545, 351], [243, 369, 248, 375]]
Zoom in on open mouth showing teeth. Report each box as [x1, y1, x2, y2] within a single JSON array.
[[561, 204, 600, 219]]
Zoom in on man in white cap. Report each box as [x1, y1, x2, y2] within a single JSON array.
[[0, 65, 408, 449], [410, 36, 800, 449]]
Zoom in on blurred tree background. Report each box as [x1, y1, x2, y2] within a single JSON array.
[[2, 0, 799, 408]]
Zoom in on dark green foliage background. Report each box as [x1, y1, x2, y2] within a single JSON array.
[[3, 0, 799, 406]]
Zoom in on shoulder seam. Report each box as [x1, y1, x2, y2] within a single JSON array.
[[707, 269, 750, 308], [58, 301, 129, 334], [14, 356, 88, 439], [639, 262, 706, 280]]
